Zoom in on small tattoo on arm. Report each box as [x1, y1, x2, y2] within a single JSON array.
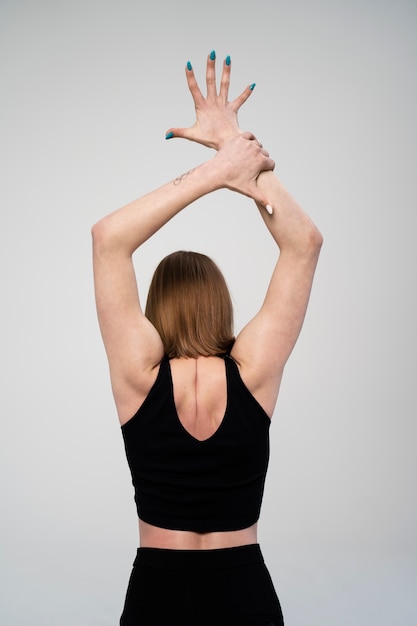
[[173, 168, 195, 185]]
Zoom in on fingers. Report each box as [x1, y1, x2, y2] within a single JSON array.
[[208, 52, 251, 106], [263, 155, 276, 172], [246, 182, 274, 215], [256, 146, 275, 173], [251, 178, 275, 215], [256, 153, 275, 214], [185, 60, 204, 106], [185, 51, 254, 110], [240, 131, 256, 142], [231, 83, 256, 112], [206, 50, 217, 99], [244, 133, 273, 160], [245, 136, 276, 212], [219, 55, 231, 101]]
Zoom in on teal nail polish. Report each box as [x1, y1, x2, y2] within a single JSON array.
[[165, 132, 174, 140], [249, 83, 256, 90], [225, 55, 231, 66], [186, 61, 192, 71], [210, 50, 216, 61]]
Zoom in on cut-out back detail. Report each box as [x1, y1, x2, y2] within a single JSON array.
[[168, 357, 228, 442]]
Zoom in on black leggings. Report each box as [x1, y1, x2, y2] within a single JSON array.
[[120, 543, 284, 626]]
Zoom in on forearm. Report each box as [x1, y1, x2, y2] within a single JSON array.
[[92, 158, 222, 256], [256, 170, 323, 255]]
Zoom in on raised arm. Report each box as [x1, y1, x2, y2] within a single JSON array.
[[167, 52, 323, 416], [92, 135, 274, 423], [231, 172, 323, 416]]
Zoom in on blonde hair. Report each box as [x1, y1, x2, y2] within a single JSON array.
[[145, 251, 235, 358]]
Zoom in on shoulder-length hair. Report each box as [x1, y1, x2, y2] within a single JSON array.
[[145, 251, 235, 359]]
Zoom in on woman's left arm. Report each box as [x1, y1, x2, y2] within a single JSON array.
[[230, 170, 323, 416], [168, 52, 323, 416]]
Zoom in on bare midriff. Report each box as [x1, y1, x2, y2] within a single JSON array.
[[139, 519, 258, 550]]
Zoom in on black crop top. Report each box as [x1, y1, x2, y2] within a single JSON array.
[[121, 356, 271, 533]]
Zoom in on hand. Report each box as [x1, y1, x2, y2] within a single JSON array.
[[165, 51, 255, 150], [213, 133, 275, 209]]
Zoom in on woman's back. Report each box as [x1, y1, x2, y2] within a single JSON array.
[[169, 355, 229, 442], [123, 354, 271, 550]]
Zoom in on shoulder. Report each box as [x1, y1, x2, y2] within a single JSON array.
[[228, 348, 283, 418], [113, 357, 165, 426]]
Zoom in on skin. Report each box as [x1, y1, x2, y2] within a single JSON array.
[[92, 53, 323, 550]]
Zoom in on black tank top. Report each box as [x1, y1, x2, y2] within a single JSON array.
[[121, 355, 271, 532]]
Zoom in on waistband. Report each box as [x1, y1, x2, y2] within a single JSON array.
[[134, 543, 263, 571]]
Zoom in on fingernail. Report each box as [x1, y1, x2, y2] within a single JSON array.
[[266, 204, 273, 215], [225, 55, 231, 66], [250, 83, 256, 91], [186, 61, 192, 71], [165, 132, 174, 140], [210, 50, 216, 61]]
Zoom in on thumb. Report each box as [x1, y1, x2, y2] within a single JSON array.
[[165, 127, 192, 141], [249, 184, 274, 215]]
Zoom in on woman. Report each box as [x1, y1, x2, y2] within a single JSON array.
[[92, 52, 322, 626]]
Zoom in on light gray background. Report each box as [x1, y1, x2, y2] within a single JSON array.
[[1, 0, 416, 624]]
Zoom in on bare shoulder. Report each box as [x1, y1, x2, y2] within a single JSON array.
[[229, 344, 283, 419], [113, 358, 163, 426]]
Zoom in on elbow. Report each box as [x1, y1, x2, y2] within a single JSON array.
[[91, 217, 115, 255], [91, 220, 100, 242], [91, 218, 105, 239], [91, 219, 105, 249], [311, 225, 324, 252], [91, 217, 134, 258], [278, 223, 323, 261], [302, 223, 323, 258]]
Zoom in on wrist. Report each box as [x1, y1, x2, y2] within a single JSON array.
[[216, 130, 244, 151], [200, 156, 228, 190], [173, 157, 226, 197]]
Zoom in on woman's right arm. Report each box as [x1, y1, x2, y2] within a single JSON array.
[[167, 53, 322, 417], [92, 136, 273, 423]]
